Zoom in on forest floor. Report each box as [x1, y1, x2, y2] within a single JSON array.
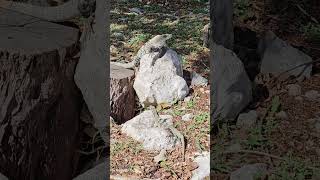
[[212, 0, 320, 179], [110, 0, 210, 179]]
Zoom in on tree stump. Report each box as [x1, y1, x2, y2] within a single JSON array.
[[0, 9, 82, 180], [110, 64, 135, 124]]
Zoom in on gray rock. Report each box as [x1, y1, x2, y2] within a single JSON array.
[[295, 96, 304, 101], [275, 111, 288, 120], [0, 173, 8, 180], [121, 110, 178, 151], [191, 151, 210, 180], [286, 84, 302, 96], [111, 32, 125, 40], [304, 90, 320, 101], [133, 49, 189, 107], [259, 31, 312, 79], [236, 110, 258, 129], [211, 44, 252, 123], [184, 96, 192, 102], [230, 163, 268, 180], [129, 7, 144, 15], [73, 162, 108, 180], [182, 113, 193, 121], [191, 72, 208, 87]]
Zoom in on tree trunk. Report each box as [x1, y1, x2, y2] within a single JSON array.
[[110, 64, 135, 124], [0, 8, 82, 180], [210, 0, 234, 50]]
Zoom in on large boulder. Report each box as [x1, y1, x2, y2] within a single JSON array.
[[133, 49, 189, 107], [258, 31, 312, 79], [211, 44, 252, 123]]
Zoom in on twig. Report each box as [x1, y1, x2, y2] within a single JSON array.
[[295, 4, 319, 24], [221, 150, 284, 160], [219, 150, 320, 171], [77, 145, 107, 155], [272, 58, 320, 86]]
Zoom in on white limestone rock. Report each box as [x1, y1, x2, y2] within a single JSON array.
[[191, 151, 210, 180], [133, 49, 189, 107], [121, 110, 178, 151]]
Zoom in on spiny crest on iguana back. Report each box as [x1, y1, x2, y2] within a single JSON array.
[[134, 34, 172, 61], [111, 34, 172, 69]]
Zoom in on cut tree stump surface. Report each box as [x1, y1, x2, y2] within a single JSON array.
[[0, 8, 82, 180], [0, 8, 79, 54], [110, 64, 136, 124]]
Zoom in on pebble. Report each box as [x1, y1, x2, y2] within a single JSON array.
[[275, 111, 288, 120], [236, 110, 258, 130], [191, 72, 208, 87], [182, 113, 193, 121], [286, 84, 301, 96], [295, 96, 303, 101], [184, 96, 192, 102]]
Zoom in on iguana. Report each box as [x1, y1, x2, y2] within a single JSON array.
[[111, 34, 172, 69], [150, 106, 185, 162]]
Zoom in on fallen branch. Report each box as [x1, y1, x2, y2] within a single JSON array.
[[218, 150, 320, 171]]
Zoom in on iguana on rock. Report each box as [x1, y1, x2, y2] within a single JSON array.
[[111, 34, 172, 69], [150, 106, 185, 162]]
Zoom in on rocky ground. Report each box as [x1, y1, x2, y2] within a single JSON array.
[[108, 0, 320, 179], [211, 0, 320, 179], [110, 0, 210, 179]]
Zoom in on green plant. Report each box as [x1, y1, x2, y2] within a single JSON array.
[[270, 153, 313, 180], [245, 127, 266, 149], [128, 33, 151, 47], [234, 0, 254, 21], [302, 23, 320, 41]]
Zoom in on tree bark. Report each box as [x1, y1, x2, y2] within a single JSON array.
[[0, 9, 82, 180], [110, 64, 135, 124], [210, 0, 234, 50]]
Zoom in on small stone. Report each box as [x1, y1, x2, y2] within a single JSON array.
[[191, 72, 208, 87], [111, 32, 125, 40], [230, 163, 268, 180], [286, 84, 301, 96], [182, 113, 193, 121], [275, 111, 288, 120], [200, 88, 205, 92], [304, 90, 320, 101], [129, 7, 144, 14], [295, 96, 303, 101], [184, 96, 192, 102], [236, 110, 258, 129]]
